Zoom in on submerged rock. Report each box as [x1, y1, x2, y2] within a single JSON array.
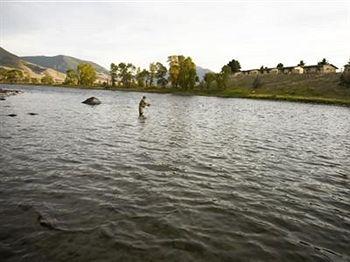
[[28, 112, 38, 116], [0, 89, 22, 97], [82, 97, 101, 105], [7, 114, 17, 117]]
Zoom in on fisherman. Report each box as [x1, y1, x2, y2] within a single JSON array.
[[139, 96, 150, 117]]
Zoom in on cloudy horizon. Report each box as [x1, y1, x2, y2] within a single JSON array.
[[1, 1, 349, 72]]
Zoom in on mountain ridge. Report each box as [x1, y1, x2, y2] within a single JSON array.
[[0, 47, 66, 82], [22, 55, 109, 75]]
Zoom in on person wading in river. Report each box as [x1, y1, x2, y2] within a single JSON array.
[[139, 96, 150, 117]]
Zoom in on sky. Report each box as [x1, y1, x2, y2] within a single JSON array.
[[0, 0, 349, 72]]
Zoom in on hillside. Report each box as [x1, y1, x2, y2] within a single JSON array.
[[0, 46, 23, 68], [206, 73, 350, 105], [22, 55, 109, 75], [0, 47, 66, 83]]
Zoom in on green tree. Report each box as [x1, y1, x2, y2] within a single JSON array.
[[203, 72, 217, 89], [177, 57, 197, 89], [298, 60, 305, 66], [5, 69, 24, 83], [340, 60, 350, 87], [167, 55, 181, 88], [64, 69, 78, 85], [318, 58, 328, 66], [110, 63, 118, 87], [277, 63, 284, 70], [31, 78, 39, 84], [77, 63, 96, 86], [136, 68, 149, 88], [117, 63, 136, 88], [41, 74, 54, 85], [227, 59, 241, 73], [155, 62, 168, 87], [23, 76, 31, 83], [0, 68, 8, 82], [217, 65, 232, 88], [259, 66, 265, 73], [148, 63, 157, 87]]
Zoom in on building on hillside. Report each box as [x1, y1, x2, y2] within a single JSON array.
[[268, 68, 279, 74], [303, 64, 338, 74], [281, 66, 304, 74], [240, 69, 259, 75], [235, 62, 338, 77]]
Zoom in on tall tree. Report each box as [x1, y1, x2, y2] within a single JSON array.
[[178, 57, 197, 89], [203, 72, 217, 89], [227, 59, 241, 73], [167, 55, 181, 88], [117, 63, 136, 88], [148, 63, 157, 87], [136, 68, 149, 88], [155, 62, 168, 87], [64, 69, 78, 85], [218, 65, 232, 88], [77, 63, 96, 86], [110, 63, 118, 87], [277, 63, 284, 70]]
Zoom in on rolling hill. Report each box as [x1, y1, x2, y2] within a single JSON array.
[[22, 55, 109, 75], [0, 47, 66, 83]]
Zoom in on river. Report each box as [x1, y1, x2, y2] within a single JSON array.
[[0, 84, 349, 261]]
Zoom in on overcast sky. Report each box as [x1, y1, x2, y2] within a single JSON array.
[[0, 1, 349, 72]]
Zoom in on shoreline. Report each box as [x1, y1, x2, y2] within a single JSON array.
[[1, 82, 350, 107]]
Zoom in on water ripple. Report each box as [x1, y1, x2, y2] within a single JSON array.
[[0, 85, 349, 261]]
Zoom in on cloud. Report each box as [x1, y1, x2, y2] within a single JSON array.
[[1, 1, 349, 71]]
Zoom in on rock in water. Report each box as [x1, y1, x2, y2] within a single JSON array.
[[82, 97, 101, 105], [8, 114, 17, 117]]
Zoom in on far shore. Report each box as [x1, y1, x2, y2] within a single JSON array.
[[1, 82, 350, 107]]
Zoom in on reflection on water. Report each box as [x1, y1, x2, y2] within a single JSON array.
[[0, 84, 349, 261]]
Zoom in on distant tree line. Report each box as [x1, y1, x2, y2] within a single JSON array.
[[1, 56, 349, 90], [0, 68, 54, 85], [109, 55, 197, 89]]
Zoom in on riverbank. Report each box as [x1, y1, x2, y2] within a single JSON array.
[[111, 86, 350, 106], [2, 73, 350, 106]]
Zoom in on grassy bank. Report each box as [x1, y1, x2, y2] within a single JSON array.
[[110, 73, 350, 106], [2, 73, 350, 106]]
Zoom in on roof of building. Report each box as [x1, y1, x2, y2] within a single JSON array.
[[241, 63, 338, 72], [303, 64, 338, 69]]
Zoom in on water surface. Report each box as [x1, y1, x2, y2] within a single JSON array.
[[0, 84, 349, 261]]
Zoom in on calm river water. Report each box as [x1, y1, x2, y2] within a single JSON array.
[[0, 84, 349, 261]]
